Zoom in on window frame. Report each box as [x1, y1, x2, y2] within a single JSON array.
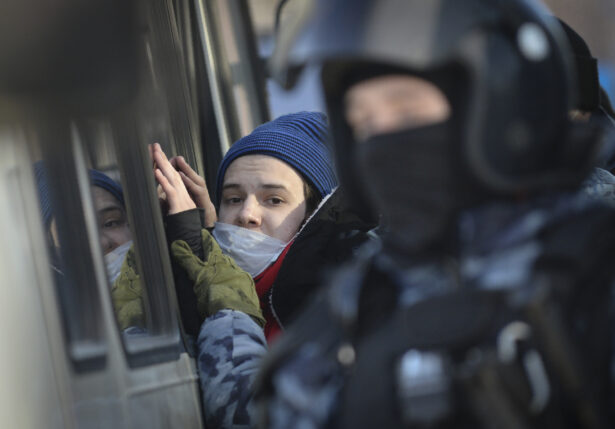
[[36, 119, 109, 374]]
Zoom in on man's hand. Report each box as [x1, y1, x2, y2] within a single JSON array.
[[169, 155, 218, 227], [152, 143, 197, 215]]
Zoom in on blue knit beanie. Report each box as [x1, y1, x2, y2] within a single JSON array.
[[215, 111, 337, 204], [90, 169, 125, 208], [34, 161, 125, 228]]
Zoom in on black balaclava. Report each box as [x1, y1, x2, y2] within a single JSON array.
[[345, 67, 474, 260], [357, 122, 457, 256]]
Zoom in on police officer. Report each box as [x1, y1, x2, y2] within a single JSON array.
[[256, 0, 615, 428]]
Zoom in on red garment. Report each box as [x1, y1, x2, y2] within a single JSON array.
[[254, 241, 293, 343]]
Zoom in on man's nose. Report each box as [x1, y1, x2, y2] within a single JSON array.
[[236, 197, 261, 227]]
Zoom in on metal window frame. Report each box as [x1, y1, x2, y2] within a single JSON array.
[[37, 117, 109, 374]]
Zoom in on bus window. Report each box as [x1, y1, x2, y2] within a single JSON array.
[[30, 113, 185, 370], [102, 0, 221, 364], [35, 113, 186, 368], [28, 0, 237, 368], [29, 102, 186, 370]]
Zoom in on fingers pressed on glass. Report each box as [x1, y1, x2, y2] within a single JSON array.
[[179, 171, 200, 192], [153, 150, 180, 185], [154, 168, 176, 198], [177, 156, 205, 186], [154, 165, 196, 215]]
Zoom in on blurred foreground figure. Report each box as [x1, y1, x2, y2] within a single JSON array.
[[0, 0, 136, 112], [256, 0, 615, 428]]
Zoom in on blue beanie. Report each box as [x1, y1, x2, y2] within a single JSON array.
[[89, 169, 125, 208], [34, 161, 125, 228], [215, 111, 337, 204]]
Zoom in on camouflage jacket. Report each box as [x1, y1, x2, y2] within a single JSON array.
[[197, 309, 267, 429]]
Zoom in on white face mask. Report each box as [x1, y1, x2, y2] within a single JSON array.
[[105, 240, 132, 284], [212, 222, 288, 277]]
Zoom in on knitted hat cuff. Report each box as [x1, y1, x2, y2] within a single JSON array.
[[90, 169, 125, 207], [215, 112, 337, 204]]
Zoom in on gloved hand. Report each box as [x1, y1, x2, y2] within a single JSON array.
[[171, 230, 265, 327], [111, 246, 146, 330]]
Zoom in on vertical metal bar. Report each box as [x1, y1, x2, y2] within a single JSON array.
[[225, 0, 271, 128], [194, 0, 240, 153]]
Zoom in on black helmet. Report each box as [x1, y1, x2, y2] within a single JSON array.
[[272, 0, 600, 214]]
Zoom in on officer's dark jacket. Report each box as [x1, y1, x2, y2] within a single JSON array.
[[256, 188, 615, 429]]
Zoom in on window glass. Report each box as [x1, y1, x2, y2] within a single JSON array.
[[102, 0, 214, 363], [248, 0, 325, 117], [72, 113, 184, 367], [48, 0, 224, 365]]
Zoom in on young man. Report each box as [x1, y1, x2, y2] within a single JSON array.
[[113, 112, 374, 427], [252, 0, 615, 428], [117, 111, 372, 337]]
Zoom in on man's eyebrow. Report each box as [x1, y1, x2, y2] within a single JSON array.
[[222, 183, 289, 191], [261, 183, 288, 191], [222, 183, 241, 191]]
